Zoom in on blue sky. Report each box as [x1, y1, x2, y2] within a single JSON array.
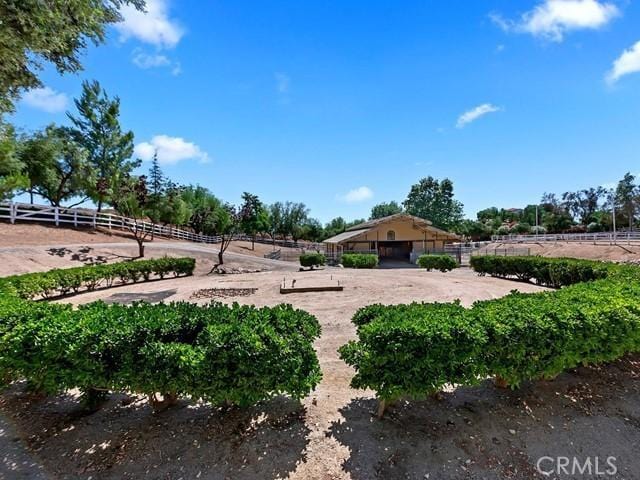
[[10, 0, 640, 223]]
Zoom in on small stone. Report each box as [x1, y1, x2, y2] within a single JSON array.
[[509, 429, 516, 435]]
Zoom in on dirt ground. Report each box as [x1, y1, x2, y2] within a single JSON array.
[[0, 223, 301, 263], [2, 238, 640, 479], [487, 242, 640, 263]]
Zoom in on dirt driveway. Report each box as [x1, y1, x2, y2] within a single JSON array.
[[1, 242, 640, 479]]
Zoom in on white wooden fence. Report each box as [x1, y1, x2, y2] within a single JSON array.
[[0, 202, 324, 250], [492, 231, 640, 245]]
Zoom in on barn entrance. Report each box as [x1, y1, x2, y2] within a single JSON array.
[[378, 241, 412, 261]]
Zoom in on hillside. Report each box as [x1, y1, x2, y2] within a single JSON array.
[[486, 242, 640, 263]]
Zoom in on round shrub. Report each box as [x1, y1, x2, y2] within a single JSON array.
[[341, 253, 378, 269], [299, 252, 326, 269], [417, 254, 457, 272]]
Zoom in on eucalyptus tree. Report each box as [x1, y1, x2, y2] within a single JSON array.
[[19, 125, 91, 207]]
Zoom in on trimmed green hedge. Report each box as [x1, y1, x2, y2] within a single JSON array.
[[340, 301, 485, 401], [0, 299, 322, 407], [0, 259, 323, 410], [341, 253, 378, 269], [469, 255, 609, 288], [0, 257, 196, 300], [417, 254, 458, 272], [339, 256, 640, 411], [300, 252, 326, 269]]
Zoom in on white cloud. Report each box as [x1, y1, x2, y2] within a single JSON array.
[[22, 87, 68, 113], [456, 104, 501, 128], [131, 49, 181, 75], [132, 50, 170, 68], [337, 186, 374, 203], [491, 0, 619, 42], [134, 135, 209, 165], [115, 0, 183, 48], [606, 40, 640, 84], [275, 73, 290, 94]]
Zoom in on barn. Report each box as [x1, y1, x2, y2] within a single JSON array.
[[323, 213, 459, 263]]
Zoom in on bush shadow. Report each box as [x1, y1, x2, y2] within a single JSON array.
[[0, 387, 311, 479], [329, 355, 640, 480]]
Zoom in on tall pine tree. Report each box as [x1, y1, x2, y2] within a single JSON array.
[[67, 80, 139, 211]]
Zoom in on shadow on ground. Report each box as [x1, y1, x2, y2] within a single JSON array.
[[0, 389, 311, 480], [104, 289, 178, 304], [377, 260, 418, 269], [329, 355, 640, 480], [46, 246, 135, 265]]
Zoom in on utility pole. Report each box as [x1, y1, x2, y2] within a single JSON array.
[[612, 201, 617, 243], [611, 189, 617, 244]]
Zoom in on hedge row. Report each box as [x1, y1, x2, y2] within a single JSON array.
[[339, 257, 640, 414], [417, 254, 458, 272], [0, 258, 323, 410], [341, 253, 379, 269], [469, 255, 609, 288], [0, 298, 322, 409], [0, 257, 196, 300], [299, 252, 326, 269]]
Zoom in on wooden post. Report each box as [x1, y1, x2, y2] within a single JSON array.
[[93, 212, 97, 228], [73, 210, 78, 227], [54, 207, 59, 226], [9, 202, 16, 224]]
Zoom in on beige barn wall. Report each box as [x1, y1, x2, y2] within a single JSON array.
[[340, 219, 453, 252]]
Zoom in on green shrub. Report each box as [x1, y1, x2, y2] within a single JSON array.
[[1, 257, 196, 300], [341, 253, 378, 269], [469, 255, 609, 288], [340, 257, 640, 409], [339, 302, 487, 401], [299, 252, 326, 269], [0, 257, 322, 409], [0, 299, 323, 406], [417, 254, 457, 272]]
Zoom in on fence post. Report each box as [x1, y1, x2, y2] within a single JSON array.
[[9, 202, 16, 224], [93, 212, 97, 228], [54, 207, 59, 226], [74, 210, 78, 227]]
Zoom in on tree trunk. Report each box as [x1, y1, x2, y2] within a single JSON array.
[[97, 198, 103, 212], [137, 239, 145, 258], [252, 236, 255, 250], [218, 250, 224, 265], [494, 375, 509, 389]]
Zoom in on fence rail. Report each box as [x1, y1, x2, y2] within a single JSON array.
[[492, 231, 640, 245], [0, 202, 323, 251]]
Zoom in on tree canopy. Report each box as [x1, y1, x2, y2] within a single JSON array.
[[370, 201, 402, 220], [403, 176, 464, 231], [0, 0, 145, 113], [67, 80, 138, 211]]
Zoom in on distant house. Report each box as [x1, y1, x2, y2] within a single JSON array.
[[323, 213, 459, 262]]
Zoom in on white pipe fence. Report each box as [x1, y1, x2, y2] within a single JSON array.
[[0, 202, 323, 250], [492, 231, 640, 245]]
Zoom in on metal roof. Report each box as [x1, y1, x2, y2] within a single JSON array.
[[345, 213, 433, 232], [323, 228, 371, 244]]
